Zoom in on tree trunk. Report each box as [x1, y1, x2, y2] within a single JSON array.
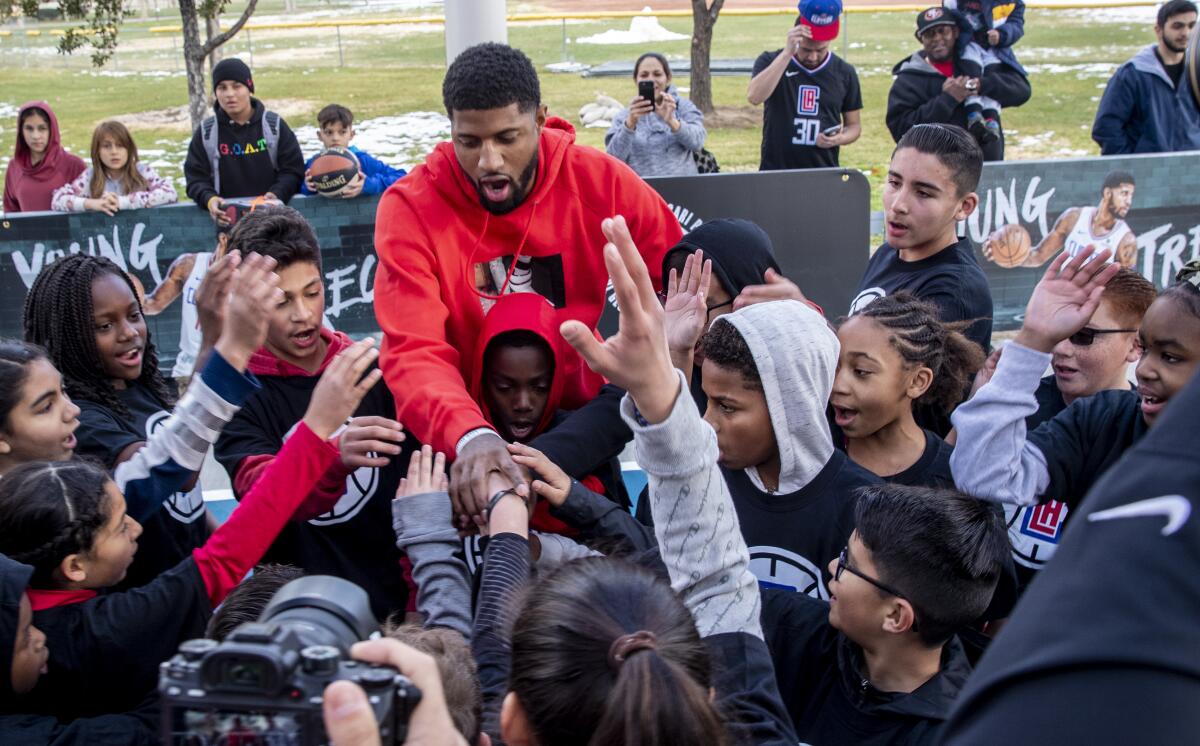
[[205, 13, 223, 70], [689, 0, 725, 115], [180, 0, 210, 129]]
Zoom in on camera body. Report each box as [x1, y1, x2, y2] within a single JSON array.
[[159, 576, 420, 745]]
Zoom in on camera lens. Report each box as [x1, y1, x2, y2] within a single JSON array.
[[259, 576, 377, 655]]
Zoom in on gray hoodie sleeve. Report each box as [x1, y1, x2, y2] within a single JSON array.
[[672, 97, 707, 153], [950, 341, 1052, 505], [619, 370, 761, 639], [391, 491, 472, 639], [604, 110, 635, 161], [533, 531, 601, 571]]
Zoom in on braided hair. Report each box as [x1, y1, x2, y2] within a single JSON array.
[[853, 292, 986, 414], [1163, 259, 1200, 319], [0, 340, 49, 431], [0, 460, 112, 587], [22, 254, 175, 419]]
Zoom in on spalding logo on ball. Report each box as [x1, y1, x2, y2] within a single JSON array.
[[309, 146, 361, 197]]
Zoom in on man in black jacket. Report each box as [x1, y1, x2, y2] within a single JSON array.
[[183, 58, 306, 227], [887, 7, 1031, 161]]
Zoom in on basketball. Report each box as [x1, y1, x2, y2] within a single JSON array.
[[309, 146, 361, 197], [987, 223, 1032, 268]]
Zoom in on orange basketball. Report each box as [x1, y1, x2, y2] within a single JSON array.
[[988, 223, 1032, 268]]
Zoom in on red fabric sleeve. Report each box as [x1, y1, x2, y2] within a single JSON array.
[[620, 170, 682, 293], [194, 422, 340, 606], [232, 450, 354, 523], [374, 190, 491, 455]]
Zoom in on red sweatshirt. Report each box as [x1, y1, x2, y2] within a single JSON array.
[[373, 117, 682, 455], [3, 101, 86, 213]]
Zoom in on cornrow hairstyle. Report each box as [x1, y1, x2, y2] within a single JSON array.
[[0, 340, 49, 432], [853, 292, 985, 414], [1162, 259, 1200, 319], [700, 318, 763, 390], [0, 460, 112, 587], [22, 254, 175, 419]]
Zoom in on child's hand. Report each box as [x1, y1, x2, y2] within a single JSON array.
[[84, 193, 120, 216], [663, 249, 711, 358], [304, 170, 317, 193], [507, 442, 570, 507], [397, 445, 448, 499], [340, 416, 406, 469], [968, 346, 1003, 399], [734, 268, 809, 310], [214, 252, 281, 371], [340, 172, 366, 199], [1015, 247, 1121, 353], [304, 338, 382, 440], [195, 250, 241, 347], [986, 29, 1001, 46]]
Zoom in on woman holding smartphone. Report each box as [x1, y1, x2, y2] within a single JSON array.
[[605, 52, 707, 178]]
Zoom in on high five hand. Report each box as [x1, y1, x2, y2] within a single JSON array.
[[1015, 247, 1121, 353]]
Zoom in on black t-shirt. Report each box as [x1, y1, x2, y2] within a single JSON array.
[[754, 50, 863, 170], [214, 368, 414, 621], [723, 450, 880, 599], [850, 238, 994, 353], [75, 384, 210, 591], [887, 429, 955, 488], [1156, 48, 1185, 88]]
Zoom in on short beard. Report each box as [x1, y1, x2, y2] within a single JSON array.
[[1164, 36, 1187, 54], [476, 151, 538, 216]]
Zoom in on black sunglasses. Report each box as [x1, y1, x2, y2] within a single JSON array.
[[835, 546, 908, 600], [1068, 327, 1137, 346]]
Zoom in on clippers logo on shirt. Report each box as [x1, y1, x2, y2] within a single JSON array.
[[145, 411, 207, 524], [748, 546, 829, 599], [1006, 500, 1069, 570], [282, 421, 378, 526], [849, 286, 886, 314], [792, 84, 823, 146]]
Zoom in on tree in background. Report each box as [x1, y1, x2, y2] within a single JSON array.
[[690, 0, 726, 114]]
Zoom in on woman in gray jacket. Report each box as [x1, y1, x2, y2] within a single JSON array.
[[606, 53, 707, 177]]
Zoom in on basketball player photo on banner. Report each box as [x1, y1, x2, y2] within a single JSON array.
[[982, 170, 1138, 269]]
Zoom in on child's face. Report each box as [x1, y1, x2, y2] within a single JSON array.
[[483, 343, 553, 443], [215, 80, 252, 118], [1050, 298, 1140, 404], [826, 532, 905, 642], [97, 136, 129, 173], [20, 113, 49, 157], [91, 272, 147, 387], [0, 359, 81, 467], [77, 482, 142, 589], [10, 593, 49, 695], [883, 148, 976, 253], [1135, 295, 1200, 427], [701, 359, 777, 471], [318, 121, 354, 150], [831, 316, 929, 438], [264, 262, 326, 368]]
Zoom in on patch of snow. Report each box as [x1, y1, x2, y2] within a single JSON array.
[[576, 9, 688, 45], [293, 111, 449, 169]]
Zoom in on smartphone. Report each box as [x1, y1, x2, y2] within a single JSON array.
[[638, 80, 656, 106], [822, 124, 843, 137]]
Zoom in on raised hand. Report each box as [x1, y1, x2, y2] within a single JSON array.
[[968, 346, 1003, 399], [1015, 247, 1122, 353], [625, 96, 655, 129], [303, 338, 383, 440], [449, 433, 530, 530], [560, 216, 680, 424], [340, 416, 406, 469], [214, 252, 282, 370], [508, 442, 571, 507], [397, 445, 447, 499], [663, 249, 711, 371], [195, 250, 240, 350], [734, 268, 808, 310]]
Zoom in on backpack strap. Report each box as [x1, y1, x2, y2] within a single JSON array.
[[200, 115, 221, 196], [263, 110, 280, 169]]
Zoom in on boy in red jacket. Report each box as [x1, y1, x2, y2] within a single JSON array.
[[373, 43, 681, 521]]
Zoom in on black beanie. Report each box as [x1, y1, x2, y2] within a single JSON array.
[[662, 219, 782, 298], [212, 58, 254, 93]]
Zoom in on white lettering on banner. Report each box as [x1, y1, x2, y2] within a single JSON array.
[[324, 255, 377, 319], [965, 177, 1055, 243], [11, 223, 164, 288], [1139, 223, 1200, 287], [668, 203, 704, 234]]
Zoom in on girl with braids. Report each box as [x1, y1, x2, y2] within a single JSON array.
[[831, 292, 984, 486], [0, 338, 383, 722]]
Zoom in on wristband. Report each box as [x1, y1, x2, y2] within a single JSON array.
[[487, 488, 529, 515], [207, 196, 222, 212]]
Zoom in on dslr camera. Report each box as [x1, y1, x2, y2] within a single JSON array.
[[160, 576, 421, 745]]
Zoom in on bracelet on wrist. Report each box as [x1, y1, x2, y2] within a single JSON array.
[[487, 488, 530, 515]]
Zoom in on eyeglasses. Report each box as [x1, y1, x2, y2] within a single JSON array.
[[1067, 327, 1137, 347], [835, 546, 908, 599], [657, 291, 734, 317]]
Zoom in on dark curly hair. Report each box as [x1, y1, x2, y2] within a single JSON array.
[[851, 292, 985, 415], [23, 254, 175, 419], [442, 42, 541, 115], [0, 460, 113, 587], [700, 318, 762, 390]]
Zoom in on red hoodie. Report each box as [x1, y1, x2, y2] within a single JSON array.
[[374, 117, 682, 456], [3, 101, 86, 213]]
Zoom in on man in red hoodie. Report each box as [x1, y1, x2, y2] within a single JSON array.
[[374, 43, 682, 518]]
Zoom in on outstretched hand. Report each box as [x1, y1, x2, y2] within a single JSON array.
[[214, 252, 282, 371], [303, 338, 383, 440], [508, 442, 571, 506], [734, 268, 808, 310], [398, 445, 448, 498], [559, 216, 680, 424], [1015, 247, 1121, 353], [663, 249, 712, 360]]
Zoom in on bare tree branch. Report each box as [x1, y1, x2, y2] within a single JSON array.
[[201, 0, 258, 55]]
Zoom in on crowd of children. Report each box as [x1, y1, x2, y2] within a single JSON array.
[[0, 33, 1197, 746]]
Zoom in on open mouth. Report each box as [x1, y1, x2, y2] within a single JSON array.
[[63, 433, 77, 451], [1053, 363, 1079, 380], [1139, 388, 1167, 417], [479, 176, 513, 203], [886, 220, 909, 240], [508, 422, 535, 441], [832, 405, 858, 428], [115, 347, 143, 369], [291, 328, 319, 349]]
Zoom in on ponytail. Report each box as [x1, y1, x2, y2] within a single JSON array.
[[591, 646, 723, 746]]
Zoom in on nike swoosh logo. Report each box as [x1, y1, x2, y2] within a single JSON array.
[[786, 71, 800, 76], [1087, 494, 1192, 536]]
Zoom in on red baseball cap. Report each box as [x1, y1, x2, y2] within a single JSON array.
[[799, 0, 842, 41]]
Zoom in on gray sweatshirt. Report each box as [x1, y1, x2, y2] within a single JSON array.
[[391, 491, 473, 639], [605, 85, 706, 178], [950, 341, 1052, 505], [620, 369, 762, 639]]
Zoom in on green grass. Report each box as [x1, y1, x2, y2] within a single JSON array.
[[0, 7, 1154, 209]]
